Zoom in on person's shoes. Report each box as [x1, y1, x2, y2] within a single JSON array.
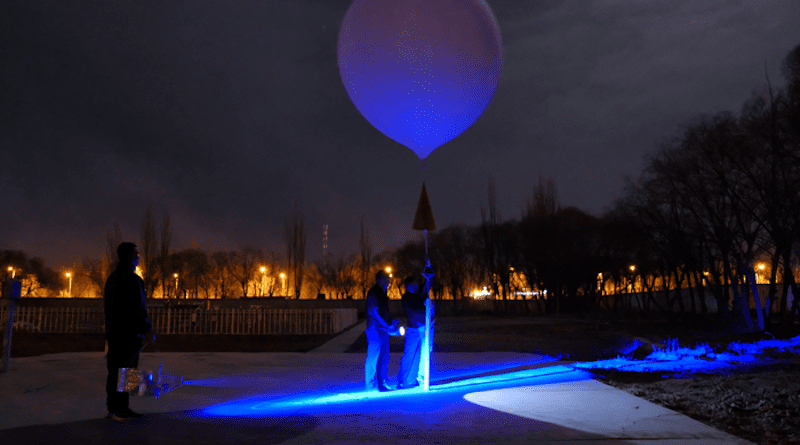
[[106, 411, 131, 422], [397, 382, 419, 390], [378, 383, 393, 392], [121, 408, 144, 419]]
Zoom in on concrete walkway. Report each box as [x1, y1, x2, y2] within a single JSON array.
[[0, 327, 753, 444], [308, 321, 366, 353]]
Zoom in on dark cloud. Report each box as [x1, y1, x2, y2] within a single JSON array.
[[1, 0, 799, 268]]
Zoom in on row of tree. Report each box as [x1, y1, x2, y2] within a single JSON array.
[[615, 44, 800, 331], [1, 249, 60, 297], [5, 45, 799, 334], [393, 44, 800, 331]]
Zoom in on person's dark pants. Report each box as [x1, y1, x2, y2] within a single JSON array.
[[398, 326, 423, 387], [106, 337, 142, 413], [364, 326, 390, 390], [417, 326, 434, 384]]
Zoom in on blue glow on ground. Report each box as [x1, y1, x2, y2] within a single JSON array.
[[191, 336, 799, 419], [196, 356, 591, 418], [574, 335, 800, 376]]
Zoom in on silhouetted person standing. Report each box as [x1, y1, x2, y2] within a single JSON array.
[[364, 270, 397, 391], [397, 275, 432, 389], [104, 242, 152, 421]]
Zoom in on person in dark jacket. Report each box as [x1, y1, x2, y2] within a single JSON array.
[[364, 270, 398, 391], [397, 275, 433, 389], [103, 242, 153, 421]]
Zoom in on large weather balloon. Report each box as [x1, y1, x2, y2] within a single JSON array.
[[338, 0, 503, 160]]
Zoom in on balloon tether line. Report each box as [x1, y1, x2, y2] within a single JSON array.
[[412, 179, 435, 391]]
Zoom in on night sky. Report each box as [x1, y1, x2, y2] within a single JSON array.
[[2, 0, 799, 270]]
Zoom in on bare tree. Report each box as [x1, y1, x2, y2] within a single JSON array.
[[260, 251, 282, 297], [359, 215, 373, 299], [159, 212, 173, 298], [478, 178, 503, 301], [0, 251, 59, 297], [478, 181, 522, 305], [738, 87, 800, 327], [207, 252, 232, 298], [318, 251, 354, 299], [430, 225, 473, 301], [81, 257, 106, 298], [339, 254, 361, 299], [526, 174, 559, 220], [284, 205, 306, 299], [170, 249, 211, 299], [229, 245, 263, 298], [139, 204, 158, 297], [105, 222, 123, 276], [782, 43, 800, 137], [306, 263, 326, 299]]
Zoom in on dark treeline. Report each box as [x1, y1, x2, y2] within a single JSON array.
[[4, 44, 799, 334], [615, 43, 800, 331], [1, 249, 60, 298], [392, 43, 800, 332]]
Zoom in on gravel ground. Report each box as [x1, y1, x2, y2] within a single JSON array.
[[597, 366, 800, 445], [422, 315, 800, 445]]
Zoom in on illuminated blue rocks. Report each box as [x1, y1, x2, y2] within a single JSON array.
[[574, 335, 800, 377], [338, 0, 503, 160]]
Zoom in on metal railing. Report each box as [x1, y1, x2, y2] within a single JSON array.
[[0, 305, 357, 335]]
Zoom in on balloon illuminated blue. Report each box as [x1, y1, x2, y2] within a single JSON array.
[[338, 0, 503, 160]]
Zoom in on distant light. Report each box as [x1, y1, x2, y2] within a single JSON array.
[[471, 287, 492, 299]]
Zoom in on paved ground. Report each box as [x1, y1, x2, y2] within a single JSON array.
[[0, 322, 753, 444]]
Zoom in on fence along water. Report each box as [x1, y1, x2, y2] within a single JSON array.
[[0, 304, 357, 335]]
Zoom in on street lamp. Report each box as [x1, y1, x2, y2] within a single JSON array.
[[65, 272, 72, 296], [756, 263, 767, 284], [629, 265, 636, 293], [7, 266, 14, 279], [173, 273, 179, 298], [280, 272, 286, 296]]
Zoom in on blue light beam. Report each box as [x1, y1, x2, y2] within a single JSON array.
[[196, 357, 589, 418]]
